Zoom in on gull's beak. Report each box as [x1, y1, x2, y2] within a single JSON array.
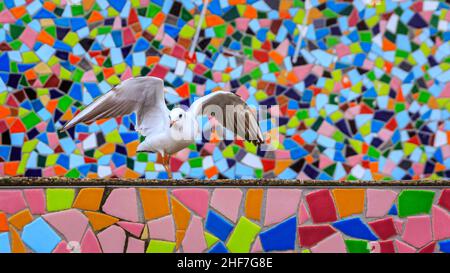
[[170, 120, 176, 128]]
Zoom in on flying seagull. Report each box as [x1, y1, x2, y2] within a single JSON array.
[[63, 76, 264, 178]]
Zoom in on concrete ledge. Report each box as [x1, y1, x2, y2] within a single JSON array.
[[0, 177, 449, 187]]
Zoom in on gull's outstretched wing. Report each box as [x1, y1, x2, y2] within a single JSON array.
[[63, 76, 170, 137], [189, 91, 264, 145]]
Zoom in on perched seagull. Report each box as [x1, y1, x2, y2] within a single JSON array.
[[63, 76, 264, 178]]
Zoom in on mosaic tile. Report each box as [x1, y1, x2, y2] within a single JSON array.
[[402, 215, 432, 249], [211, 189, 242, 223], [332, 189, 365, 218], [264, 189, 301, 226], [182, 215, 207, 253], [0, 187, 448, 252], [244, 189, 263, 221], [398, 190, 435, 218], [84, 211, 119, 232], [46, 189, 75, 212], [97, 225, 126, 253], [0, 0, 446, 181], [21, 217, 61, 253], [260, 217, 297, 251], [140, 189, 170, 220], [72, 188, 104, 211], [102, 188, 139, 222], [306, 189, 337, 224], [432, 205, 450, 241], [226, 216, 261, 253], [148, 215, 176, 241], [366, 189, 397, 218], [333, 217, 378, 241], [173, 189, 209, 218], [298, 225, 336, 248], [43, 209, 88, 242]]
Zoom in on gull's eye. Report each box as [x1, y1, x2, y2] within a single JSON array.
[[179, 114, 182, 118]]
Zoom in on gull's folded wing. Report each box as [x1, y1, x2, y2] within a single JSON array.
[[189, 91, 264, 144]]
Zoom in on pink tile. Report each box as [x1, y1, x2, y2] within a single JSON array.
[[147, 215, 175, 241], [438, 189, 450, 211], [394, 219, 404, 234], [81, 228, 102, 253], [264, 189, 302, 226], [126, 238, 145, 253], [52, 241, 70, 253], [182, 216, 207, 253], [43, 209, 89, 242], [250, 237, 263, 253], [402, 215, 432, 248], [117, 221, 144, 238], [173, 189, 209, 218], [211, 189, 243, 223], [0, 10, 15, 23], [310, 233, 346, 253], [394, 240, 416, 253], [0, 190, 27, 214], [366, 189, 397, 218], [97, 225, 126, 253], [432, 205, 450, 240], [102, 188, 139, 222], [24, 189, 46, 214], [298, 200, 310, 225], [19, 27, 38, 49]]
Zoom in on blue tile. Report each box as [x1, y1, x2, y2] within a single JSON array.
[[205, 210, 234, 241], [21, 217, 61, 253], [259, 217, 296, 252], [332, 218, 378, 241]]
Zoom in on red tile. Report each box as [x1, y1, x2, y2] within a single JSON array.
[[298, 225, 336, 248], [306, 190, 337, 224], [368, 217, 397, 240]]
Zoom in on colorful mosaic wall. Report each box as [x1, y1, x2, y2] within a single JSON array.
[[0, 0, 448, 180], [0, 187, 448, 253]]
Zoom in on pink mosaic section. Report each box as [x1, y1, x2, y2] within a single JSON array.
[[0, 187, 448, 253]]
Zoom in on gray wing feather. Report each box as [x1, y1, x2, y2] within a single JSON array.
[[189, 91, 264, 144], [63, 76, 169, 137]]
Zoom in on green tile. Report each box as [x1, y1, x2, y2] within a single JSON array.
[[226, 217, 261, 253], [46, 189, 75, 212], [345, 240, 369, 253], [146, 240, 176, 253], [398, 190, 435, 218]]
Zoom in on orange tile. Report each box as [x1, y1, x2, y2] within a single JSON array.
[[10, 226, 27, 253], [205, 166, 218, 178], [243, 5, 257, 18], [332, 189, 365, 218], [84, 211, 119, 231], [4, 162, 19, 177], [139, 189, 170, 220], [176, 230, 185, 249], [83, 0, 96, 10], [124, 169, 141, 179], [205, 15, 224, 27], [171, 197, 191, 231], [268, 50, 284, 64], [8, 209, 33, 230], [153, 12, 165, 26], [244, 189, 264, 221], [274, 160, 292, 175], [0, 212, 8, 232], [73, 188, 104, 211], [88, 11, 103, 23]]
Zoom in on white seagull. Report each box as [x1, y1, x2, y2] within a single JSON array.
[[63, 76, 264, 178]]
